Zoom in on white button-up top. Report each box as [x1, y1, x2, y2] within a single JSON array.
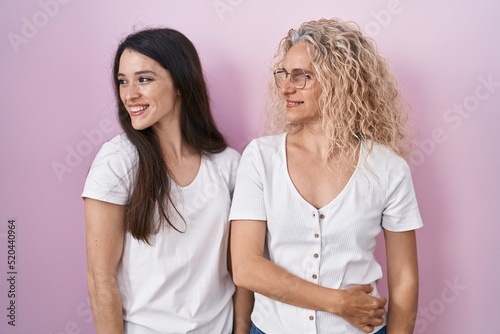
[[229, 133, 423, 334]]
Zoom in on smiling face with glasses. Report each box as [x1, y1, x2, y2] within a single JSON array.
[[274, 42, 321, 126]]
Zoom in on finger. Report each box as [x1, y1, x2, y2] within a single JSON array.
[[367, 314, 385, 327], [367, 308, 385, 318], [358, 284, 374, 294], [361, 325, 374, 333], [377, 297, 387, 307], [373, 308, 385, 318], [365, 295, 386, 309], [373, 316, 385, 326]]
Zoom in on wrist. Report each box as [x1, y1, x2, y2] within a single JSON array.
[[325, 288, 345, 315]]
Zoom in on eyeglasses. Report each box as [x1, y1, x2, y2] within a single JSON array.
[[273, 68, 312, 89]]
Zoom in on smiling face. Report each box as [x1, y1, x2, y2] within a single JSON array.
[[280, 42, 321, 126], [117, 49, 181, 131]]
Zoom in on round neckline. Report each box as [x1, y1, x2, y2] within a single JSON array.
[[173, 155, 205, 190]]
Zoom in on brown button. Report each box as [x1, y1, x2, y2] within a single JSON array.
[[314, 233, 319, 238], [313, 253, 319, 258], [312, 213, 316, 217], [309, 315, 314, 320], [312, 274, 317, 279], [319, 214, 325, 219]]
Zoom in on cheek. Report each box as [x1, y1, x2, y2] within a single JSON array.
[[310, 89, 321, 111], [312, 85, 321, 99], [159, 88, 179, 103], [118, 87, 126, 103]]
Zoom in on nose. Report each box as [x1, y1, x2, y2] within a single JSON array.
[[122, 82, 140, 103], [280, 75, 295, 95]]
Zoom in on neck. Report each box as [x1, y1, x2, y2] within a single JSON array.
[[154, 121, 197, 164], [290, 126, 331, 160]]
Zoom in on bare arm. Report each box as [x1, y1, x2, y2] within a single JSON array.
[[228, 224, 254, 334], [232, 286, 254, 334], [85, 198, 126, 334], [231, 219, 386, 333], [384, 229, 419, 334]]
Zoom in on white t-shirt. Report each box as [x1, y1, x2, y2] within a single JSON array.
[[82, 133, 240, 334], [229, 133, 423, 334]]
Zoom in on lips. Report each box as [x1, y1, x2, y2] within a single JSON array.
[[286, 100, 304, 107], [129, 105, 149, 113]]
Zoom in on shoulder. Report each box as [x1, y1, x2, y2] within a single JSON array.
[[206, 147, 241, 176], [97, 133, 136, 156], [235, 134, 285, 176], [244, 133, 285, 156], [211, 146, 241, 162], [83, 134, 137, 203], [362, 141, 411, 181], [101, 133, 135, 153], [364, 140, 408, 167], [208, 146, 241, 167], [91, 133, 137, 169], [251, 133, 284, 149]]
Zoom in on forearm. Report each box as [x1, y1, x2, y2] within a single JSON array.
[[88, 273, 124, 334], [384, 229, 419, 334], [233, 255, 343, 315], [386, 280, 418, 334], [232, 286, 254, 334]]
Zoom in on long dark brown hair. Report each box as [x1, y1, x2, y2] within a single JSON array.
[[112, 28, 227, 244]]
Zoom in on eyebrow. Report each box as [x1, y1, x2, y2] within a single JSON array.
[[117, 70, 157, 77], [278, 67, 314, 74]]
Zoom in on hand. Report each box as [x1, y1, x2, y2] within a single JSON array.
[[337, 285, 386, 333]]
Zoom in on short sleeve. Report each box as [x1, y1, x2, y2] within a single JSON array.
[[81, 135, 137, 205], [228, 140, 267, 222], [382, 158, 423, 232], [222, 148, 241, 198]]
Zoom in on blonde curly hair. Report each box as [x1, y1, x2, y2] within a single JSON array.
[[266, 18, 411, 161]]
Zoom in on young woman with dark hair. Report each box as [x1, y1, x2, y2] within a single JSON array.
[[83, 28, 249, 334]]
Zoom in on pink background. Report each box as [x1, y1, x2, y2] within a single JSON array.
[[1, 0, 499, 333]]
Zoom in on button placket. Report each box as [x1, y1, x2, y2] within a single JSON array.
[[305, 309, 317, 334], [312, 211, 321, 242], [310, 210, 321, 283], [311, 211, 324, 281], [306, 211, 320, 333]]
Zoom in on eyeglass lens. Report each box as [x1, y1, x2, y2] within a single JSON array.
[[274, 69, 308, 89]]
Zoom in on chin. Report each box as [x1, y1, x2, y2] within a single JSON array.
[[131, 123, 149, 131]]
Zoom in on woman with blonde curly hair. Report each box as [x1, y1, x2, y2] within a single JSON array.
[[229, 18, 422, 334]]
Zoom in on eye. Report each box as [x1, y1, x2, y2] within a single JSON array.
[[291, 69, 307, 80], [117, 79, 127, 85], [139, 77, 152, 83], [273, 69, 288, 88]]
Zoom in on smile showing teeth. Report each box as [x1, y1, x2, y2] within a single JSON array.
[[129, 105, 148, 113], [286, 101, 303, 107]]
